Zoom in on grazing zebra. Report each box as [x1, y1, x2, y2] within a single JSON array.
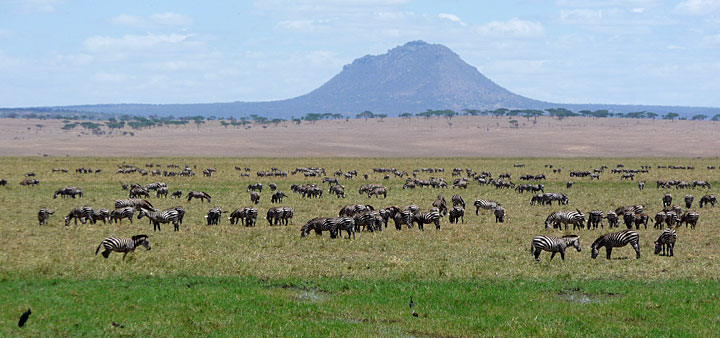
[[271, 191, 287, 203], [413, 211, 441, 231], [664, 211, 678, 228], [187, 191, 211, 203], [591, 230, 640, 259], [530, 235, 581, 261], [110, 207, 135, 224], [138, 209, 180, 231], [95, 235, 151, 260], [699, 194, 716, 208], [588, 210, 604, 229], [679, 211, 699, 229], [448, 206, 464, 224], [545, 210, 585, 230], [654, 228, 677, 257], [90, 209, 110, 224], [114, 199, 154, 212], [605, 211, 619, 228], [339, 204, 375, 218], [332, 217, 356, 239], [129, 187, 150, 199], [156, 187, 169, 198], [269, 183, 277, 191], [171, 190, 183, 199], [493, 206, 506, 223], [205, 207, 223, 226], [634, 213, 649, 230], [20, 179, 39, 186], [654, 212, 666, 229], [692, 180, 711, 189], [432, 195, 448, 216], [247, 183, 263, 192], [38, 208, 54, 225], [638, 181, 645, 190], [392, 210, 415, 230], [353, 211, 383, 232], [300, 217, 335, 238], [614, 205, 645, 216], [622, 211, 635, 229], [229, 207, 258, 226], [64, 206, 94, 226], [662, 194, 673, 208], [451, 195, 465, 208], [53, 187, 83, 199], [329, 184, 346, 198], [250, 191, 260, 205], [566, 181, 573, 189], [683, 194, 694, 209], [368, 187, 388, 198], [474, 199, 500, 215], [266, 207, 285, 226]]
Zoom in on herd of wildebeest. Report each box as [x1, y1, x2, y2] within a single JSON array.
[[4, 162, 717, 261]]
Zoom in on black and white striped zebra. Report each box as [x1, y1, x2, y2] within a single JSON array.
[[684, 194, 694, 209], [156, 187, 169, 198], [605, 211, 619, 228], [654, 228, 677, 257], [187, 191, 211, 203], [448, 206, 464, 224], [353, 211, 383, 232], [588, 210, 604, 230], [474, 199, 500, 215], [413, 211, 441, 231], [90, 208, 110, 224], [205, 207, 223, 226], [591, 230, 640, 259], [699, 194, 716, 208], [95, 235, 151, 260], [64, 206, 94, 226], [38, 208, 54, 225], [662, 194, 673, 208], [114, 199, 154, 212], [138, 208, 180, 231], [392, 210, 415, 230], [339, 204, 375, 218], [451, 195, 465, 208], [300, 217, 334, 237], [493, 206, 506, 223], [679, 211, 699, 229], [545, 210, 585, 230], [110, 207, 135, 224], [530, 235, 581, 261], [172, 206, 186, 225], [331, 217, 356, 239]]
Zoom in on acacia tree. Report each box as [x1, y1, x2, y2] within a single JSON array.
[[356, 111, 375, 121], [663, 113, 679, 120], [691, 114, 707, 121], [712, 114, 720, 122]]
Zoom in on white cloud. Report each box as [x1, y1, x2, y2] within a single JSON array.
[[631, 7, 645, 13], [438, 13, 466, 27], [676, 0, 720, 14], [276, 19, 329, 31], [109, 12, 193, 27], [84, 33, 194, 52], [477, 18, 544, 38]]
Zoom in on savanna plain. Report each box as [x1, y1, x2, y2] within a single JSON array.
[[1, 157, 720, 337]]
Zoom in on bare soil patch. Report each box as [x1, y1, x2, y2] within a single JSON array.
[[0, 116, 717, 157]]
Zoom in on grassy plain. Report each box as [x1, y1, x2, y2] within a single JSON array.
[[1, 157, 720, 336]]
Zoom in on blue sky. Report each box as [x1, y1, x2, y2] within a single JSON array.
[[1, 0, 719, 108]]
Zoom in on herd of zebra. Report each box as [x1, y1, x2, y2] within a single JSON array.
[[9, 161, 717, 263]]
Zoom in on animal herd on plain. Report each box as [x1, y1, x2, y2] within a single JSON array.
[[3, 162, 717, 262]]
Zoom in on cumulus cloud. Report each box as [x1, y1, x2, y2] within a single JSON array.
[[477, 18, 544, 38], [676, 0, 720, 14], [84, 33, 194, 52], [438, 13, 466, 26], [109, 12, 193, 27]]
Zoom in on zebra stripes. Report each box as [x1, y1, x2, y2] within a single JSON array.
[[451, 195, 465, 208], [230, 207, 259, 226], [353, 211, 383, 232], [95, 235, 151, 260], [654, 228, 677, 257], [114, 199, 154, 212], [591, 230, 640, 259], [530, 235, 581, 261], [545, 210, 585, 230], [138, 209, 180, 231], [38, 208, 54, 225], [187, 191, 211, 203], [474, 199, 500, 215], [110, 207, 135, 224], [65, 206, 94, 226], [413, 211, 441, 231]]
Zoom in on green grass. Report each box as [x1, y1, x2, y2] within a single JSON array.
[[1, 157, 720, 335]]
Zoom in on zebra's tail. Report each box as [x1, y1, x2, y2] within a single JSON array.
[[95, 242, 102, 255], [530, 243, 535, 255]]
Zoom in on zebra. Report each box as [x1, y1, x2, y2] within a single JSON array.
[[329, 184, 346, 198], [266, 207, 284, 226], [277, 206, 293, 226], [269, 183, 278, 191], [605, 211, 619, 228], [566, 181, 573, 189], [171, 206, 186, 225], [679, 211, 699, 229], [229, 207, 258, 226], [355, 211, 383, 232], [38, 208, 54, 225], [413, 211, 441, 231], [90, 209, 110, 224], [662, 194, 673, 208], [331, 217, 356, 239], [692, 180, 711, 189], [432, 195, 448, 216], [448, 206, 464, 224], [392, 210, 415, 230], [339, 204, 374, 218], [300, 217, 335, 238], [64, 206, 94, 226], [110, 207, 135, 224], [250, 191, 260, 205], [271, 191, 287, 203], [530, 235, 581, 261], [53, 187, 83, 199], [684, 195, 694, 209], [622, 211, 635, 229], [545, 210, 585, 230], [591, 230, 640, 259], [588, 210, 604, 229], [451, 195, 465, 208], [129, 187, 150, 199], [187, 191, 211, 203], [653, 212, 666, 229], [171, 190, 183, 199], [699, 194, 716, 208], [493, 206, 506, 223], [664, 211, 679, 228], [654, 228, 677, 257], [114, 199, 154, 212], [638, 181, 645, 190], [614, 205, 645, 216], [156, 187, 169, 198], [205, 207, 223, 226], [634, 213, 649, 230], [368, 187, 388, 198], [138, 208, 180, 231], [247, 183, 263, 192], [95, 235, 151, 260], [474, 199, 500, 215]]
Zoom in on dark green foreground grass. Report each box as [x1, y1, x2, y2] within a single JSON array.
[[1, 276, 718, 337]]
